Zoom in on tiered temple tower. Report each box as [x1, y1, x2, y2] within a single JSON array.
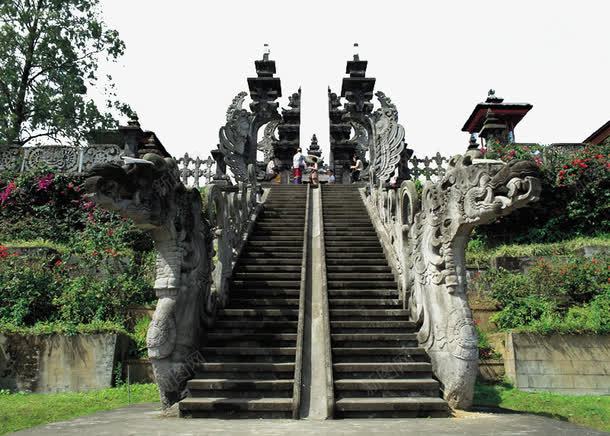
[[307, 134, 322, 160], [246, 47, 282, 165], [462, 89, 532, 146], [274, 88, 301, 182], [329, 45, 376, 183]]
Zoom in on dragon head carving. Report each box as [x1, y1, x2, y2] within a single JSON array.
[[84, 154, 181, 229], [398, 154, 541, 409], [85, 153, 213, 408]]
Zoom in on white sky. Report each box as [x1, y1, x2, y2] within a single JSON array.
[[99, 0, 610, 159]]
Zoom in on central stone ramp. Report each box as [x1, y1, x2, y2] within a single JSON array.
[[179, 185, 307, 418], [321, 184, 449, 418]]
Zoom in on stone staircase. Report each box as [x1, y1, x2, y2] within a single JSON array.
[[179, 185, 307, 418], [321, 184, 449, 418]]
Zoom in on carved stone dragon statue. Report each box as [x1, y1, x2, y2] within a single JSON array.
[[393, 155, 541, 408], [84, 153, 214, 408]]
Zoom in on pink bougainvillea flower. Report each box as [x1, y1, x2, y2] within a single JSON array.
[[0, 181, 16, 205], [36, 174, 54, 191]]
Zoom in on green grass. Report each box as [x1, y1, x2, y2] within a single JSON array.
[[0, 238, 71, 254], [466, 234, 610, 267], [0, 384, 159, 435], [474, 382, 610, 432]]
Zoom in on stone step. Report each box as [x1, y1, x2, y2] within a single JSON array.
[[324, 223, 374, 228], [334, 397, 448, 413], [331, 320, 415, 329], [324, 252, 384, 259], [327, 289, 398, 297], [240, 252, 302, 259], [324, 239, 381, 245], [207, 333, 297, 342], [334, 378, 440, 392], [326, 266, 392, 273], [214, 320, 299, 329], [333, 362, 431, 374], [326, 273, 395, 280], [330, 309, 410, 318], [235, 265, 302, 273], [201, 347, 296, 356], [326, 247, 384, 254], [332, 333, 418, 343], [220, 308, 299, 318], [231, 288, 301, 297], [324, 231, 378, 236], [231, 280, 300, 288], [331, 348, 428, 364], [180, 397, 293, 412], [249, 236, 305, 242], [187, 379, 294, 392], [324, 235, 379, 241], [326, 258, 389, 265], [327, 281, 396, 289], [332, 347, 425, 355], [328, 299, 402, 307], [238, 258, 302, 265], [233, 272, 302, 280], [196, 362, 295, 373], [229, 298, 300, 307], [245, 242, 304, 250]]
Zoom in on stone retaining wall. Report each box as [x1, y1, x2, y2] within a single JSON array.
[[504, 333, 610, 395], [0, 333, 128, 393]]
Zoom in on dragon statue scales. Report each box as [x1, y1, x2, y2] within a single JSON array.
[[84, 153, 215, 408], [366, 151, 541, 408]]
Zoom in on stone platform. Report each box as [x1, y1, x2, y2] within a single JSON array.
[[11, 403, 605, 436]]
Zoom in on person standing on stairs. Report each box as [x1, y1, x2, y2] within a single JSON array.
[[293, 148, 305, 184], [350, 154, 363, 183], [309, 156, 319, 187]]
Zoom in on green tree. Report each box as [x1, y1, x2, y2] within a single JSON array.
[[0, 0, 131, 146]]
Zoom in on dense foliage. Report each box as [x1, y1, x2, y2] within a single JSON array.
[[0, 169, 155, 330], [476, 141, 609, 244], [472, 256, 610, 334], [0, 0, 131, 145]]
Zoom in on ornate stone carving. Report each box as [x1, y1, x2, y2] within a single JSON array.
[[84, 154, 214, 408], [23, 146, 79, 172], [370, 91, 405, 184], [365, 152, 541, 409], [219, 92, 253, 182], [0, 147, 23, 171], [81, 144, 123, 172], [258, 119, 280, 162]]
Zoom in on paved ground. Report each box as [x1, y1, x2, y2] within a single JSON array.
[[11, 403, 607, 435]]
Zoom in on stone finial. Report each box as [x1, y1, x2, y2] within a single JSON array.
[[469, 133, 478, 148], [127, 113, 140, 128], [263, 43, 270, 61], [485, 89, 504, 104], [466, 133, 483, 159], [353, 42, 360, 61]]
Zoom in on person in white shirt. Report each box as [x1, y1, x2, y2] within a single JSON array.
[[350, 154, 363, 183], [292, 148, 304, 184], [266, 158, 277, 181], [327, 169, 336, 184]]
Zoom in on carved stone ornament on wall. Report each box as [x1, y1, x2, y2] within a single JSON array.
[[0, 147, 23, 172], [258, 119, 280, 162], [81, 144, 124, 172], [363, 151, 541, 409], [23, 146, 79, 172], [218, 92, 255, 182], [370, 91, 405, 184]]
